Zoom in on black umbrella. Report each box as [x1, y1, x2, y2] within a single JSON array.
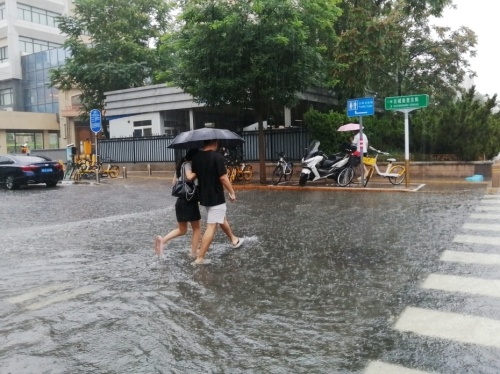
[[167, 127, 245, 150]]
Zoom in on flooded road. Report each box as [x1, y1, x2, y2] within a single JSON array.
[[1, 178, 499, 373]]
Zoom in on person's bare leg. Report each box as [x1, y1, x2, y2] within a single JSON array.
[[161, 222, 187, 252], [220, 217, 239, 246], [189, 220, 201, 258], [194, 223, 217, 263]]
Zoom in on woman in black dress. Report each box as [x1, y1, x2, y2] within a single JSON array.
[[155, 148, 201, 257]]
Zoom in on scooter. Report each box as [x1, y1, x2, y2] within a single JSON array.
[[298, 140, 357, 186]]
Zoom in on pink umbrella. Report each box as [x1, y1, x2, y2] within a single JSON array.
[[337, 123, 362, 132]]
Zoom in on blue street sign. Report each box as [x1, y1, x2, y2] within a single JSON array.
[[90, 109, 102, 133], [347, 97, 374, 117]]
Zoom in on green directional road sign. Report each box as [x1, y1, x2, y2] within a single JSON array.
[[385, 94, 429, 110]]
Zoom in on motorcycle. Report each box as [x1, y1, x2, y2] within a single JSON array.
[[298, 140, 358, 187]]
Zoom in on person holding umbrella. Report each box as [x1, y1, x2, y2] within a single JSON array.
[[167, 128, 245, 264], [155, 148, 201, 257], [191, 139, 243, 265]]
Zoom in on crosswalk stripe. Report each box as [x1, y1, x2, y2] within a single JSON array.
[[481, 195, 500, 199], [440, 250, 500, 265], [6, 283, 71, 304], [422, 274, 500, 298], [394, 307, 500, 349], [476, 206, 500, 212], [463, 223, 500, 232], [479, 199, 500, 204], [364, 361, 431, 374], [453, 235, 500, 246], [470, 213, 500, 220], [25, 286, 98, 311]]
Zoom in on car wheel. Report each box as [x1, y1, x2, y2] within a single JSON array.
[[5, 175, 18, 190], [46, 181, 58, 188]]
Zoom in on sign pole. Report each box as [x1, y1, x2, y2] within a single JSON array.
[[95, 135, 99, 183], [347, 97, 374, 188], [89, 109, 103, 183], [359, 116, 364, 186], [403, 109, 410, 189], [385, 94, 429, 190]]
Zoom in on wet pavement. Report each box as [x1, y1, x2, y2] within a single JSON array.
[[0, 176, 499, 373]]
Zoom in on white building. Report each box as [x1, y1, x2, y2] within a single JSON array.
[[0, 0, 72, 153], [105, 85, 337, 138]]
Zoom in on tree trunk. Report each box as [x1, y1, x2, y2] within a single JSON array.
[[257, 112, 267, 184]]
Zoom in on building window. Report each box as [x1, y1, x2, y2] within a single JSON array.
[[0, 88, 13, 106], [48, 132, 59, 149], [17, 3, 60, 28], [133, 120, 152, 137], [0, 3, 5, 21], [133, 120, 152, 127], [6, 131, 44, 153], [0, 46, 7, 63], [19, 37, 62, 54]]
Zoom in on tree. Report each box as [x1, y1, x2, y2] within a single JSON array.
[[331, 0, 476, 105], [50, 0, 172, 138], [303, 109, 350, 154], [160, 0, 342, 183], [411, 86, 500, 160]]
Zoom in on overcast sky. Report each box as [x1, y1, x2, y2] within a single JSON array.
[[435, 1, 498, 96]]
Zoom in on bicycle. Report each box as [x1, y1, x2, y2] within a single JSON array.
[[362, 146, 406, 186], [98, 157, 120, 178], [235, 161, 253, 181], [272, 152, 294, 185], [222, 148, 252, 183]]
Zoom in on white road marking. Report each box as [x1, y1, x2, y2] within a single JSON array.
[[453, 235, 500, 246], [440, 250, 500, 265], [480, 198, 500, 203], [470, 213, 500, 220], [25, 286, 98, 311], [364, 361, 432, 374], [422, 274, 500, 298], [463, 223, 500, 232], [6, 283, 72, 304], [394, 307, 500, 349], [476, 206, 500, 212], [481, 195, 500, 199]]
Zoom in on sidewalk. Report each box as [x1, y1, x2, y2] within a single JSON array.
[[105, 169, 491, 193]]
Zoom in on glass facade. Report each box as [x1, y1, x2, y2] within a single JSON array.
[[21, 48, 70, 113], [0, 3, 5, 21]]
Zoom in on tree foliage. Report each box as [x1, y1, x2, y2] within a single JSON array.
[[159, 0, 342, 182], [411, 87, 500, 160], [303, 109, 350, 154], [332, 0, 476, 106], [50, 0, 172, 136]]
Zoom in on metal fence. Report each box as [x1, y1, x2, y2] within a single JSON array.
[[97, 128, 310, 163]]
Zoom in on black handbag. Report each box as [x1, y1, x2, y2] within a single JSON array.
[[171, 163, 198, 201]]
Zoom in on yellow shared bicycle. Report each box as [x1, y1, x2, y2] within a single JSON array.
[[362, 146, 406, 186]]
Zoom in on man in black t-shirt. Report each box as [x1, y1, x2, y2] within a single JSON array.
[[191, 139, 244, 264]]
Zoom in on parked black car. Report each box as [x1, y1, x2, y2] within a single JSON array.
[[0, 154, 64, 190]]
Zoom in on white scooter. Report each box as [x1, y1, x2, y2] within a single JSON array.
[[298, 140, 358, 187]]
